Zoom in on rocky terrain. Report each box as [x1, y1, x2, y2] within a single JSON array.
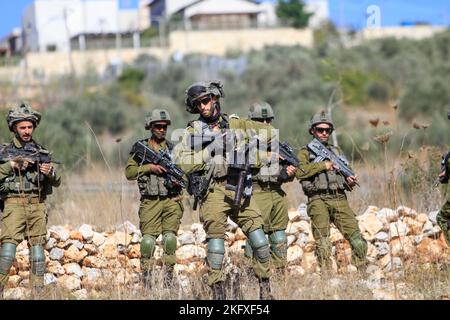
[[2, 204, 449, 300]]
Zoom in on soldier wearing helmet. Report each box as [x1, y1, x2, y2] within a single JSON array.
[[175, 81, 279, 300], [125, 108, 183, 289], [0, 102, 61, 298], [244, 102, 297, 276], [436, 109, 450, 247], [296, 111, 367, 273]]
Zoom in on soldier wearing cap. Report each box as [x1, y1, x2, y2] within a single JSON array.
[[175, 81, 278, 300], [244, 102, 297, 275], [0, 102, 61, 297], [296, 111, 367, 272], [125, 108, 183, 289]]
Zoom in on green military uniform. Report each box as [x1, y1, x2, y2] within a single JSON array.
[[176, 81, 274, 299], [125, 139, 183, 268], [436, 154, 450, 246], [296, 112, 367, 270], [251, 169, 289, 269], [125, 108, 183, 288], [0, 103, 61, 295], [244, 102, 291, 271], [177, 115, 274, 283]]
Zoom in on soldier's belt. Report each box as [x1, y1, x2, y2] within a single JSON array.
[[252, 181, 282, 192], [308, 190, 346, 198], [5, 197, 44, 204], [141, 194, 181, 201]]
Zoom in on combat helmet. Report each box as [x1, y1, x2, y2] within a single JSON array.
[[185, 80, 224, 114], [248, 102, 274, 120], [6, 102, 41, 132], [145, 108, 171, 130], [309, 110, 334, 134]]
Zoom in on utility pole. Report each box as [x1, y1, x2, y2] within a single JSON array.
[[63, 7, 76, 76]]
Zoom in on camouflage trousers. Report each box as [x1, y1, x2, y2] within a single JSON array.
[[200, 184, 270, 286], [307, 194, 367, 269]]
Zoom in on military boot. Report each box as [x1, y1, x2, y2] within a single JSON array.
[[211, 282, 226, 300], [225, 270, 243, 300], [142, 270, 152, 289], [163, 265, 174, 288], [30, 274, 45, 298], [259, 278, 274, 300]]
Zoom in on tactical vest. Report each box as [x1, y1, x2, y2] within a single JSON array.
[[301, 144, 347, 197], [188, 114, 230, 179], [0, 142, 52, 197], [253, 163, 280, 184], [136, 140, 181, 197]]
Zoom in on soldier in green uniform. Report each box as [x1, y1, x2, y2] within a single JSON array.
[[296, 111, 367, 272], [436, 109, 450, 247], [125, 109, 184, 288], [0, 103, 61, 297], [175, 81, 276, 300], [437, 155, 450, 247], [244, 102, 297, 274]]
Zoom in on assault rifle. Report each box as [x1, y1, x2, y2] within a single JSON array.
[[278, 141, 300, 182], [131, 141, 187, 189], [0, 143, 60, 165], [307, 138, 359, 187], [434, 152, 450, 187], [225, 140, 254, 208]]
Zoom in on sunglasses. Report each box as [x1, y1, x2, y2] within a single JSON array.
[[194, 96, 212, 107], [253, 118, 273, 123], [315, 127, 332, 134], [153, 124, 168, 130]]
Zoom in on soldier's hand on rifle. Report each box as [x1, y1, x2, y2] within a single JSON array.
[[10, 159, 32, 171], [325, 160, 338, 171], [286, 165, 297, 177], [439, 170, 446, 178], [149, 164, 167, 175], [39, 163, 53, 176], [346, 175, 358, 187]]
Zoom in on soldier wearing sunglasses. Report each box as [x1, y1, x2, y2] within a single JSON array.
[[296, 111, 367, 273], [125, 109, 184, 289], [175, 81, 277, 300]]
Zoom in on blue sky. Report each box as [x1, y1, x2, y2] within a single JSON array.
[[1, 0, 449, 38]]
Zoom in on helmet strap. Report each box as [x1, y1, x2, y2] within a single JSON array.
[[200, 101, 221, 124]]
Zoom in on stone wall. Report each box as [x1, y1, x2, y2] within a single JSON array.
[[2, 204, 449, 299]]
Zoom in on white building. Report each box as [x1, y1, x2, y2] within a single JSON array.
[[304, 0, 329, 29], [22, 0, 147, 53], [148, 0, 329, 30]]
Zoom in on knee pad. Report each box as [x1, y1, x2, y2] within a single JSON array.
[[162, 231, 177, 256], [140, 235, 156, 259], [269, 230, 287, 259], [349, 233, 368, 257], [31, 245, 46, 276], [0, 243, 16, 275], [207, 239, 225, 270], [248, 229, 270, 263]]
